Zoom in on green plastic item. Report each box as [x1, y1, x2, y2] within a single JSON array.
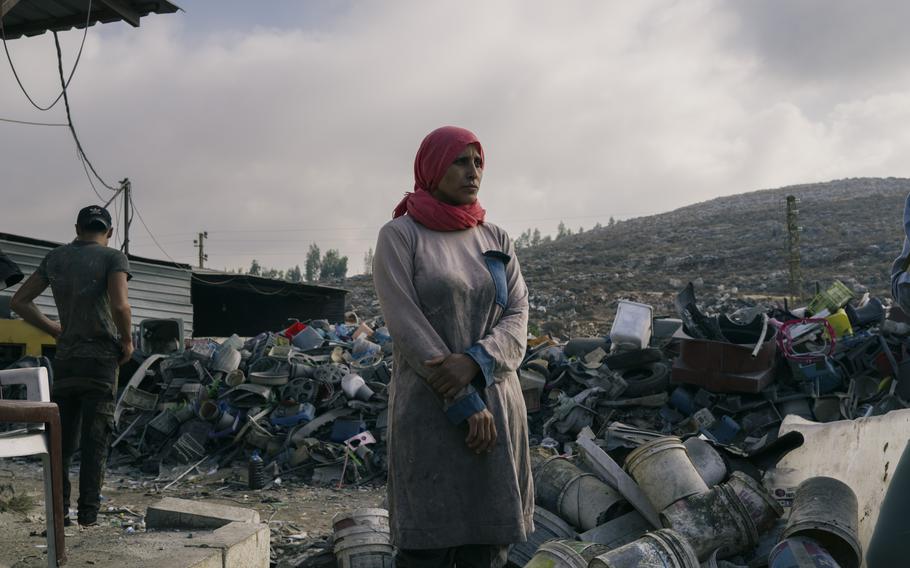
[[808, 280, 854, 315]]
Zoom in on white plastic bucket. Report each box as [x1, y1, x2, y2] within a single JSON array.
[[610, 300, 653, 350], [333, 524, 394, 568], [624, 437, 708, 512]]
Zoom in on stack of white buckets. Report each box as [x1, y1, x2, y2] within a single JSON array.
[[332, 508, 395, 568]]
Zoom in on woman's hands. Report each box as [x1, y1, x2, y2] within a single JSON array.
[[425, 354, 480, 399], [425, 354, 497, 453], [466, 409, 497, 453]]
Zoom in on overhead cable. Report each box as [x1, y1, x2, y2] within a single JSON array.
[[0, 0, 92, 111], [0, 116, 68, 126], [53, 30, 118, 191]]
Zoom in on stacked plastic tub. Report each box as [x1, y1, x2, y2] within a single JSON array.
[[332, 508, 395, 568]]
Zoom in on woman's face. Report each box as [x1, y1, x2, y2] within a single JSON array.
[[432, 144, 483, 206]]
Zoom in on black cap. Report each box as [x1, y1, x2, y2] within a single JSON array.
[[76, 205, 112, 231]]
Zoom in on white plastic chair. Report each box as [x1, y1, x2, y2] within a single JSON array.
[[0, 367, 66, 567]]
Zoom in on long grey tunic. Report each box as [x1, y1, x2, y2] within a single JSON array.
[[373, 215, 534, 549]]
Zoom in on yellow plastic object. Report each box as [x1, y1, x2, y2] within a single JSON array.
[[808, 280, 854, 315], [0, 319, 56, 356], [825, 309, 853, 338]]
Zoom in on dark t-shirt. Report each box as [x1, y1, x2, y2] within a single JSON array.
[[37, 240, 131, 360]]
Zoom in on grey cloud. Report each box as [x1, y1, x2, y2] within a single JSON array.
[[2, 1, 910, 274]]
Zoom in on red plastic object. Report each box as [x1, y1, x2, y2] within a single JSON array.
[[670, 329, 778, 393], [282, 322, 307, 339]]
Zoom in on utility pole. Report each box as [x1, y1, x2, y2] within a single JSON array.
[[120, 178, 131, 255], [785, 195, 803, 303], [194, 231, 208, 269]]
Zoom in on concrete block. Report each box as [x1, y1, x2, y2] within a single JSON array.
[[217, 522, 270, 568], [187, 522, 270, 568], [146, 497, 260, 530]]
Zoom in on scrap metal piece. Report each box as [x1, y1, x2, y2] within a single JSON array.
[[576, 427, 662, 528]]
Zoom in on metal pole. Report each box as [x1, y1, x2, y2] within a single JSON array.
[[122, 178, 131, 256], [785, 195, 802, 303]]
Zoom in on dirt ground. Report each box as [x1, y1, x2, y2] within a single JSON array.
[[0, 457, 385, 568]]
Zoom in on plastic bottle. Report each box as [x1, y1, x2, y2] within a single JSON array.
[[248, 451, 265, 490]]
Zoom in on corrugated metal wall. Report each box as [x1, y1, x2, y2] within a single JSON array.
[[0, 237, 194, 337]]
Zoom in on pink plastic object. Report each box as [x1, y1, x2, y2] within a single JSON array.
[[776, 319, 837, 363]]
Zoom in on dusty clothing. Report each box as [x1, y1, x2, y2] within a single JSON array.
[[37, 240, 130, 367], [37, 238, 128, 524], [373, 216, 533, 549], [396, 544, 509, 568], [55, 379, 116, 525]]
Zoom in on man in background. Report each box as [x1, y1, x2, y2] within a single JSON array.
[[11, 205, 133, 527]]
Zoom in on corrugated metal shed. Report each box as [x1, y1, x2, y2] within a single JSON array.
[[0, 232, 194, 336], [1, 0, 180, 39]]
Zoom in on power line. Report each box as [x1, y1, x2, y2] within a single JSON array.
[[76, 149, 106, 201], [53, 30, 118, 192], [0, 0, 92, 112], [0, 116, 68, 126], [130, 193, 180, 265]]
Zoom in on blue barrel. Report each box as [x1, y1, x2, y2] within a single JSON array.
[[769, 537, 841, 568]]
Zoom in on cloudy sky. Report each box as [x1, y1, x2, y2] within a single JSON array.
[[3, 0, 910, 274]]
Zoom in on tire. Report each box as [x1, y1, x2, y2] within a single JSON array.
[[604, 348, 663, 371], [620, 361, 670, 397]]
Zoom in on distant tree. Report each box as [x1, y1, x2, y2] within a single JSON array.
[[557, 221, 568, 240], [305, 244, 321, 282], [248, 259, 261, 276], [578, 226, 584, 234], [262, 268, 284, 280], [515, 229, 531, 249], [608, 216, 616, 227], [542, 235, 553, 244], [363, 247, 374, 275], [287, 265, 302, 283], [321, 249, 348, 280], [594, 222, 603, 230], [531, 228, 541, 247]]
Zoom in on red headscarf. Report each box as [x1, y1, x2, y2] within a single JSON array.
[[393, 126, 487, 231]]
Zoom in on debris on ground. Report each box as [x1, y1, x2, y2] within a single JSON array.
[[4, 278, 903, 566]]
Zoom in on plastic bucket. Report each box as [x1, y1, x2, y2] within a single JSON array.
[[660, 484, 759, 560], [225, 369, 246, 387], [725, 472, 784, 533], [332, 508, 390, 533], [332, 524, 394, 568], [199, 400, 235, 431], [212, 346, 241, 373], [508, 507, 576, 567], [589, 529, 700, 568], [769, 536, 841, 568], [525, 539, 611, 568], [534, 454, 626, 530], [610, 300, 653, 350], [624, 437, 708, 511], [292, 326, 324, 351], [782, 477, 861, 568], [682, 437, 727, 487]]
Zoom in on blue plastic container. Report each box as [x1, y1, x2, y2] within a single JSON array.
[[769, 537, 840, 568]]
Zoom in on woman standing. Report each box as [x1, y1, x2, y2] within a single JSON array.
[[373, 126, 533, 567]]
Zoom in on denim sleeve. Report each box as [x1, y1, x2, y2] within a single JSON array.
[[444, 386, 486, 425], [466, 343, 496, 389]]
